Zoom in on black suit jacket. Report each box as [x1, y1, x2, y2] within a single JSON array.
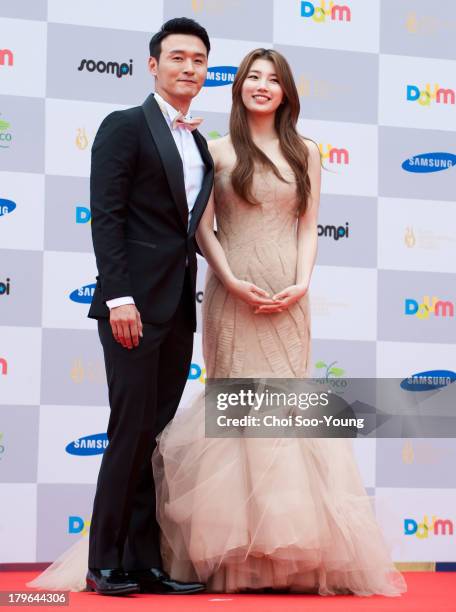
[[87, 93, 214, 331]]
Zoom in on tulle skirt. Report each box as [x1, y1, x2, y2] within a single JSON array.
[[27, 389, 407, 596], [27, 537, 89, 593], [152, 390, 407, 596]]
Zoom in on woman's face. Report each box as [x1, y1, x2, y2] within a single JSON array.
[[240, 58, 284, 116]]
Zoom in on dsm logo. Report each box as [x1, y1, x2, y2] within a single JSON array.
[[402, 152, 456, 173], [69, 283, 96, 304], [204, 66, 237, 87], [300, 1, 352, 23], [68, 515, 90, 535], [405, 296, 454, 319], [407, 83, 455, 106], [400, 370, 456, 391], [66, 433, 108, 456], [76, 206, 91, 224], [188, 362, 206, 384], [404, 515, 453, 538], [0, 48, 14, 67], [0, 198, 16, 217]]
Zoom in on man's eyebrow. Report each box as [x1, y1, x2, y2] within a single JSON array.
[[167, 49, 207, 57]]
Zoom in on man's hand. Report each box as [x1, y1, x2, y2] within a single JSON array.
[[109, 304, 143, 349]]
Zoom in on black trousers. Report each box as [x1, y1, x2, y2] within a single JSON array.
[[88, 272, 194, 570]]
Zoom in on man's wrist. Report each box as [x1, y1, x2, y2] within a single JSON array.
[[106, 296, 135, 310]]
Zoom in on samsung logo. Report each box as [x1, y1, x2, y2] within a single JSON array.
[[66, 433, 108, 456], [69, 283, 96, 303], [204, 66, 237, 87], [402, 152, 456, 173], [400, 370, 456, 391], [0, 198, 16, 217]]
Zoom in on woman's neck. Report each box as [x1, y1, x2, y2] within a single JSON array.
[[246, 112, 277, 145]]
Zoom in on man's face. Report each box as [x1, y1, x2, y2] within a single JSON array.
[[148, 34, 208, 104]]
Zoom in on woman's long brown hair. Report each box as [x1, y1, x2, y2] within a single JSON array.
[[230, 48, 315, 215]]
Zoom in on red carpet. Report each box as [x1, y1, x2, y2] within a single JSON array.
[[0, 572, 455, 611]]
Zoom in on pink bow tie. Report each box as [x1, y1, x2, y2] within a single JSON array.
[[171, 111, 203, 132]]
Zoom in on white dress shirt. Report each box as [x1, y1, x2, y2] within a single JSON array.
[[106, 92, 205, 310]]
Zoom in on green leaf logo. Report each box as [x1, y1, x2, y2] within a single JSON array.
[[315, 360, 345, 379], [329, 367, 345, 377]]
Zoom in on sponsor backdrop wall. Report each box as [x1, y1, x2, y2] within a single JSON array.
[[1, 0, 455, 566]]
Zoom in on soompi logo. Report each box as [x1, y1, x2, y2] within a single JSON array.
[[68, 516, 91, 535], [188, 363, 206, 383], [406, 83, 455, 106], [0, 278, 11, 296], [78, 58, 133, 79], [318, 222, 349, 241], [404, 296, 454, 319], [404, 515, 453, 538], [300, 1, 352, 23]]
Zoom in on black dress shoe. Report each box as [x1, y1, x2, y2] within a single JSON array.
[[126, 568, 205, 594], [86, 568, 140, 596]]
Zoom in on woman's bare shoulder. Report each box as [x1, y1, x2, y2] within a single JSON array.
[[208, 135, 235, 166], [300, 136, 321, 165], [208, 134, 231, 153], [300, 136, 319, 153]]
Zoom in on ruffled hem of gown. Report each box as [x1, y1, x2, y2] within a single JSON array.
[[152, 390, 407, 596], [26, 537, 89, 593], [25, 534, 406, 596], [27, 384, 408, 597]]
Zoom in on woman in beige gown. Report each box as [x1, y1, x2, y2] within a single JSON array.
[[28, 48, 406, 596], [151, 49, 406, 596]]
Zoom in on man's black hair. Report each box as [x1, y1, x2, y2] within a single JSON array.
[[149, 17, 210, 61]]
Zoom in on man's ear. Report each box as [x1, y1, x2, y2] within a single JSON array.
[[148, 56, 158, 77]]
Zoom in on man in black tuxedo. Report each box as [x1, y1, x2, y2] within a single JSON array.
[[86, 18, 213, 595]]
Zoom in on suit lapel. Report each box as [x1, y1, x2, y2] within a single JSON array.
[[141, 93, 188, 230], [188, 129, 214, 236], [192, 129, 213, 169]]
